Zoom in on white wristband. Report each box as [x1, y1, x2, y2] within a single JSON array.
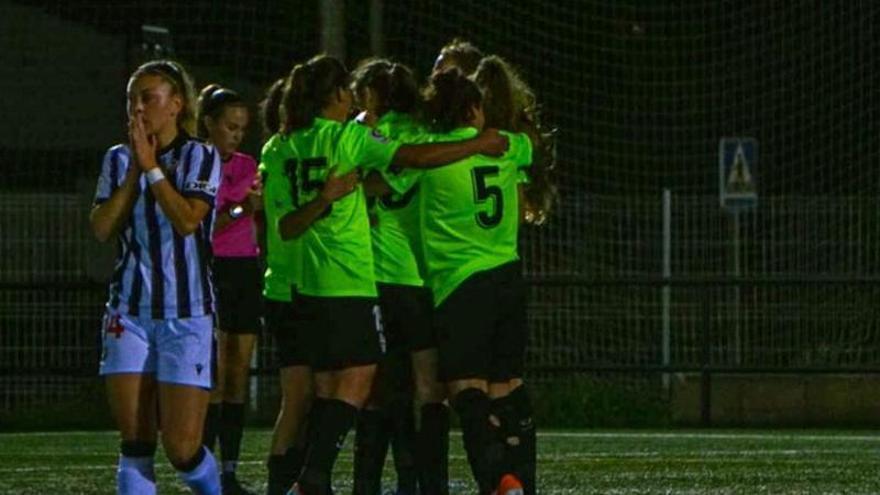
[[145, 168, 165, 185]]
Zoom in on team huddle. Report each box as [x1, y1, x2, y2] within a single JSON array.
[[90, 39, 555, 495]]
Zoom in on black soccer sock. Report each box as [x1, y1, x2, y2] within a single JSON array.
[[353, 408, 391, 495], [489, 395, 517, 477], [203, 402, 221, 452], [267, 446, 305, 495], [508, 386, 536, 495], [416, 402, 450, 495], [297, 399, 358, 495], [219, 401, 246, 477], [390, 400, 418, 494], [451, 388, 505, 495], [302, 398, 330, 456]]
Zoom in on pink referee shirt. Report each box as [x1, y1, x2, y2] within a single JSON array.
[[212, 151, 260, 257]]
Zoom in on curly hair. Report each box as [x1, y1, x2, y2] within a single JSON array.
[[473, 55, 558, 225]]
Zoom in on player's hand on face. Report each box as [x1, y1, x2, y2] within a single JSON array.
[[320, 167, 359, 203], [476, 128, 510, 157], [129, 112, 159, 171]]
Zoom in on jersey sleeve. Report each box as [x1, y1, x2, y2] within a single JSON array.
[[218, 154, 258, 213], [93, 145, 126, 205], [502, 131, 533, 184], [381, 167, 422, 195], [182, 144, 222, 206], [260, 142, 296, 223], [338, 122, 403, 173], [505, 132, 533, 169]]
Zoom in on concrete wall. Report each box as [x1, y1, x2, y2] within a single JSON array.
[[671, 373, 880, 426], [0, 3, 126, 150]]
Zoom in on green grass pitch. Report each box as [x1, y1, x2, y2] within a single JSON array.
[[0, 429, 878, 493]]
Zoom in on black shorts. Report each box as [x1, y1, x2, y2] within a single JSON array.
[[213, 256, 263, 333], [378, 283, 435, 353], [292, 293, 384, 372], [434, 260, 527, 383], [264, 298, 309, 368]]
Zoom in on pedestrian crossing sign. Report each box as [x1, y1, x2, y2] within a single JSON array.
[[719, 137, 758, 211]]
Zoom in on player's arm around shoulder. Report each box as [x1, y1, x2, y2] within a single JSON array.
[[391, 128, 510, 170], [277, 166, 359, 241]]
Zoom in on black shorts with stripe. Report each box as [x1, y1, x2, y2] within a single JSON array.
[[292, 292, 384, 372], [377, 283, 435, 354]]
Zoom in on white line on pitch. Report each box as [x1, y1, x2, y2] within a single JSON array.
[[1, 430, 878, 442]]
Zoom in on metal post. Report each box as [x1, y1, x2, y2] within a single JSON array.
[[320, 0, 346, 60], [662, 189, 672, 391], [700, 288, 712, 427], [369, 0, 385, 56], [732, 211, 741, 365]]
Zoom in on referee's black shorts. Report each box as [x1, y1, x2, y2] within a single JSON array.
[[212, 256, 263, 333], [434, 260, 527, 383]]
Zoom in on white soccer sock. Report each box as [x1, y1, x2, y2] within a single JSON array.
[[117, 455, 156, 495], [176, 447, 221, 495]]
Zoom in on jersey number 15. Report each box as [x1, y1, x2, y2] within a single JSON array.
[[285, 157, 332, 218]]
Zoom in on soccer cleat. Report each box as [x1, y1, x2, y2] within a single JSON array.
[[493, 474, 525, 495]]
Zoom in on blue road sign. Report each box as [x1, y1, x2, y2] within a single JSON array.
[[719, 137, 758, 211]]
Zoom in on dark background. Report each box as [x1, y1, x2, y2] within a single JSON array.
[[3, 0, 877, 195], [2, 1, 879, 425]]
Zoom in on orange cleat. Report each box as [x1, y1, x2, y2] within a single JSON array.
[[494, 473, 524, 495]]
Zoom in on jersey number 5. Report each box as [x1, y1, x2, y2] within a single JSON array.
[[472, 165, 503, 228]]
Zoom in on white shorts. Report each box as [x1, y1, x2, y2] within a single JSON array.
[[98, 310, 214, 389]]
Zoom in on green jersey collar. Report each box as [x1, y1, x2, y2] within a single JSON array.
[[376, 111, 411, 127]]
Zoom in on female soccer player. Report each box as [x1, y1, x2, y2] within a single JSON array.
[[270, 54, 508, 495], [418, 68, 534, 495], [259, 76, 355, 495], [432, 38, 485, 76], [90, 60, 222, 495], [351, 58, 450, 495], [259, 78, 285, 140], [472, 55, 557, 495], [197, 83, 261, 495]]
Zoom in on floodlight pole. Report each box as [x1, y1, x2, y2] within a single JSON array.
[[320, 0, 346, 60]]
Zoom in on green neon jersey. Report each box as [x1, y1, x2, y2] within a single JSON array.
[[260, 134, 300, 301], [371, 111, 430, 287], [275, 117, 402, 297], [418, 127, 533, 306]]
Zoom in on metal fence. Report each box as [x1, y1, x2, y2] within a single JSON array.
[[2, 192, 879, 415]]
